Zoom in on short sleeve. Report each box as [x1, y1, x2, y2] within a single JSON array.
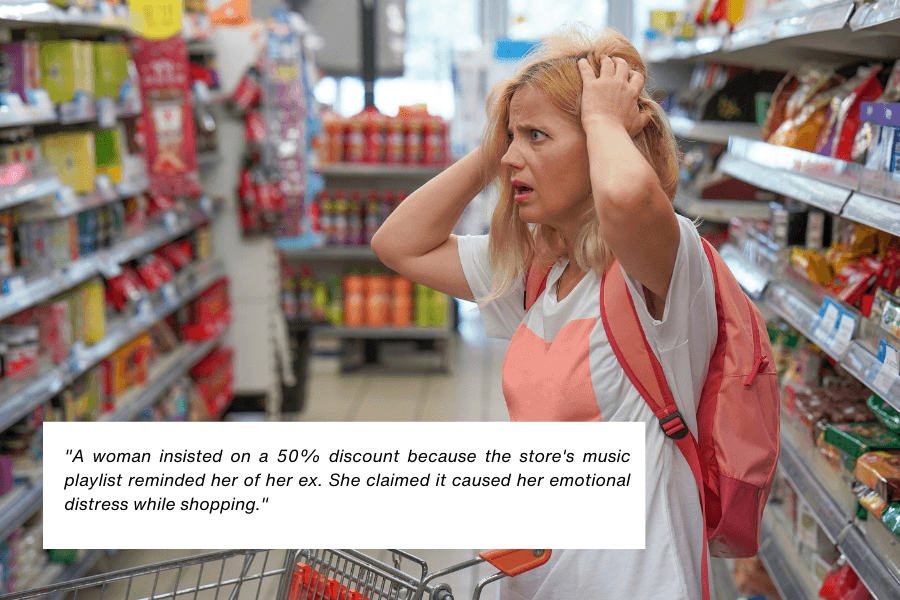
[[621, 216, 718, 433], [457, 234, 526, 340]]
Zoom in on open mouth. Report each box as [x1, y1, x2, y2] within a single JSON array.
[[512, 182, 533, 202]]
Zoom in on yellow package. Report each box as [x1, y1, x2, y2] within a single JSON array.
[[792, 248, 833, 286], [81, 278, 106, 345]]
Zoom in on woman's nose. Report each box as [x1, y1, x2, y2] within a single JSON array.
[[501, 140, 522, 169]]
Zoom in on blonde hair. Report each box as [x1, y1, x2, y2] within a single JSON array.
[[481, 26, 679, 303]]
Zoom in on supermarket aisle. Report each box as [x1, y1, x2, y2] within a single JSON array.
[[80, 303, 507, 597], [299, 300, 511, 423]]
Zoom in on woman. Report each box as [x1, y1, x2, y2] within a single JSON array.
[[372, 27, 716, 600]]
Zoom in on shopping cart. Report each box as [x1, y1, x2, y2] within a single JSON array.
[[0, 549, 551, 600]]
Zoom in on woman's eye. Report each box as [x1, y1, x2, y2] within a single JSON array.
[[530, 130, 547, 141]]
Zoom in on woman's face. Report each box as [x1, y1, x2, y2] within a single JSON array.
[[501, 84, 593, 235]]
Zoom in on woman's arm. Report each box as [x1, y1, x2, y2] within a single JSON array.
[[578, 57, 679, 308], [371, 148, 495, 301]]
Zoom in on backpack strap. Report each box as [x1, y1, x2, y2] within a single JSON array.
[[524, 261, 551, 311], [600, 261, 713, 600]]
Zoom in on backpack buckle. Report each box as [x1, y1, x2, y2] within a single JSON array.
[[660, 412, 689, 439]]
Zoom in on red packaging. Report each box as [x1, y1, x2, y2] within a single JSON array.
[[106, 268, 144, 311], [245, 111, 267, 145], [424, 115, 448, 166], [835, 68, 884, 161], [385, 118, 405, 164], [828, 260, 879, 305], [362, 107, 386, 163], [131, 36, 201, 197], [344, 115, 365, 163], [190, 347, 234, 417], [232, 67, 262, 112], [403, 110, 425, 164]]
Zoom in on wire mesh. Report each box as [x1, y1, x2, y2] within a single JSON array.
[[0, 550, 293, 600], [291, 550, 434, 600]]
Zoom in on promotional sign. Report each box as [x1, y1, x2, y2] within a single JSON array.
[[210, 0, 250, 25], [131, 37, 201, 197], [128, 0, 185, 40]]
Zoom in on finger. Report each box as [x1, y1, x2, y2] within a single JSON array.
[[612, 57, 629, 78], [577, 58, 596, 81], [629, 111, 652, 138], [629, 70, 645, 90], [599, 55, 614, 75]]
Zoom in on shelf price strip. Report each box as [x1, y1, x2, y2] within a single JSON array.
[[810, 298, 857, 357], [868, 339, 899, 399]]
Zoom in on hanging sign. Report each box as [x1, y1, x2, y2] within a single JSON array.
[[128, 0, 185, 40], [131, 36, 202, 197]]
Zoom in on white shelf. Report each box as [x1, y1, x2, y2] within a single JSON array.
[[842, 193, 900, 238], [673, 191, 770, 223], [779, 437, 900, 600], [669, 116, 761, 143], [321, 163, 444, 179], [0, 482, 41, 543], [718, 243, 771, 300], [0, 173, 61, 211], [277, 244, 379, 261], [647, 1, 897, 69], [312, 324, 452, 340], [0, 2, 129, 32], [758, 510, 820, 600], [103, 334, 225, 423]]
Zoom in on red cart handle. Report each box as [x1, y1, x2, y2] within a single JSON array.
[[478, 550, 551, 577]]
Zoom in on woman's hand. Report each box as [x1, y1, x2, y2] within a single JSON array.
[[578, 57, 650, 138]]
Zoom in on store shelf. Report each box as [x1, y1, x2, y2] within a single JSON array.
[[850, 0, 900, 33], [0, 1, 130, 32], [779, 437, 900, 600], [765, 281, 847, 361], [0, 258, 224, 433], [718, 243, 771, 300], [759, 510, 819, 600], [0, 208, 211, 324], [103, 334, 225, 423], [277, 244, 379, 261], [0, 173, 61, 211], [648, 1, 900, 69], [0, 483, 41, 543], [673, 191, 770, 223], [313, 324, 452, 339], [320, 163, 444, 179], [669, 116, 761, 143], [842, 341, 900, 412], [842, 193, 900, 238], [23, 175, 149, 219]]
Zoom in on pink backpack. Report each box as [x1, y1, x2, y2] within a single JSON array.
[[525, 238, 780, 600]]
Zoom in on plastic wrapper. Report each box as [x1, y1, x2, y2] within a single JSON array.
[[855, 481, 889, 516], [855, 451, 900, 502], [764, 71, 800, 141], [815, 66, 882, 159], [819, 564, 874, 600], [883, 502, 900, 535], [827, 259, 879, 305], [792, 247, 832, 286]]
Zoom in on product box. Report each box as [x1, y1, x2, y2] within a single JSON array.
[[856, 451, 900, 502], [823, 422, 900, 470], [94, 128, 123, 183], [40, 40, 93, 104], [0, 42, 41, 100], [103, 333, 150, 401], [64, 369, 102, 422], [80, 279, 105, 345], [41, 131, 96, 193], [92, 42, 129, 99]]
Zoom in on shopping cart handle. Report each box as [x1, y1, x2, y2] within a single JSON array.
[[478, 550, 551, 577]]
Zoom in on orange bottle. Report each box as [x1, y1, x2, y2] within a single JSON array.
[[343, 271, 366, 327], [366, 271, 390, 326], [322, 110, 345, 163], [392, 276, 413, 327]]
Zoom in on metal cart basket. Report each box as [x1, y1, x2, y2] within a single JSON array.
[[0, 549, 550, 600]]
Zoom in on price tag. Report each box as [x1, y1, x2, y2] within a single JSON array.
[[0, 93, 27, 124], [96, 175, 116, 201], [128, 0, 184, 40], [873, 340, 900, 396], [96, 97, 117, 128], [832, 313, 857, 355], [95, 256, 123, 279], [813, 300, 841, 348], [161, 282, 178, 305], [3, 274, 25, 295], [163, 211, 180, 232]]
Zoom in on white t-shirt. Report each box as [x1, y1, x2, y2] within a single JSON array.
[[457, 215, 717, 600]]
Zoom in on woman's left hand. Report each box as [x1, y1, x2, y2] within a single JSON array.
[[578, 57, 650, 138]]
